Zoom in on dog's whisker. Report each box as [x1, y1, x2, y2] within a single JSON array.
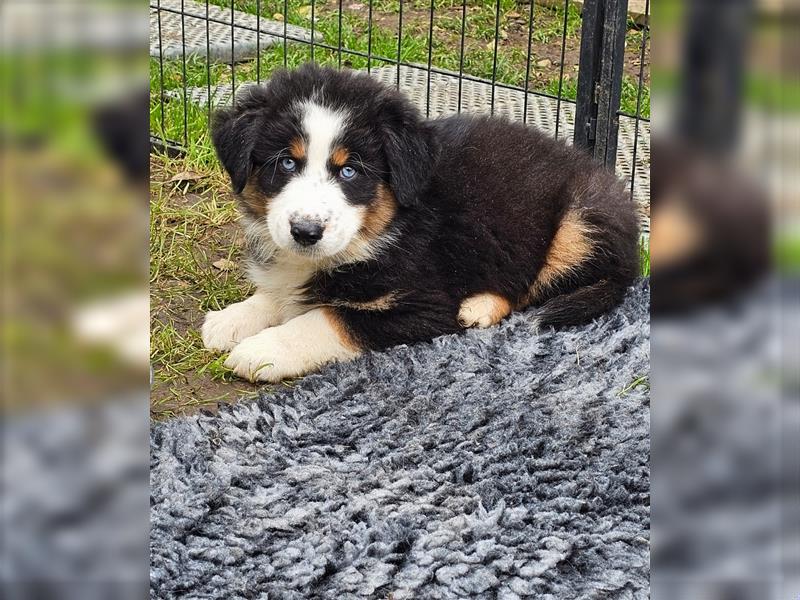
[[349, 152, 386, 177]]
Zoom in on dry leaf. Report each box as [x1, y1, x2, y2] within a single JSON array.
[[212, 259, 236, 271], [169, 170, 204, 183], [297, 5, 312, 17]]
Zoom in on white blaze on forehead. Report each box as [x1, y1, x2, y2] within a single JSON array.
[[265, 100, 360, 259], [300, 101, 348, 176]]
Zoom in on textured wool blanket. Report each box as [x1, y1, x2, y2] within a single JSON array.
[[150, 280, 650, 599]]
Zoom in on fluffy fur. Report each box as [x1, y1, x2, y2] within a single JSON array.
[[206, 64, 639, 381]]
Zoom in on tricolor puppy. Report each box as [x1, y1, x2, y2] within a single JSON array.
[[203, 65, 639, 382]]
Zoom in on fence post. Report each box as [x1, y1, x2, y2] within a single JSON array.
[[574, 0, 629, 168], [676, 0, 752, 155]]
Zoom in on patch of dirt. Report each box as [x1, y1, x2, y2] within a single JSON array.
[[150, 156, 260, 419], [150, 276, 254, 418]]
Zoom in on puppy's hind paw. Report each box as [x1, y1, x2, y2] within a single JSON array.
[[458, 293, 512, 329]]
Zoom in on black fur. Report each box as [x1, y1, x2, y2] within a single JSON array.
[[212, 64, 640, 351], [211, 107, 261, 194]]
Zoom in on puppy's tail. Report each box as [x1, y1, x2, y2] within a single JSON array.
[[532, 277, 631, 329]]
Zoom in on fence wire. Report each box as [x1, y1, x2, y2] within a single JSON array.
[[149, 0, 649, 217]]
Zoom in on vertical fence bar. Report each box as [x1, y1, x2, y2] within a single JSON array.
[[457, 0, 467, 113], [367, 0, 373, 72], [629, 0, 649, 199], [396, 0, 404, 90], [180, 0, 188, 146], [489, 0, 501, 115], [311, 0, 316, 62], [594, 0, 628, 166], [337, 0, 343, 68], [283, 0, 288, 67], [677, 0, 752, 153], [205, 1, 211, 126], [574, 0, 602, 151], [230, 0, 236, 104], [426, 0, 435, 117], [156, 0, 166, 137], [553, 0, 571, 140], [575, 0, 629, 168], [256, 0, 261, 84], [522, 0, 536, 124]]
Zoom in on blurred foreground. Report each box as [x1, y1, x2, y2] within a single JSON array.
[[650, 0, 798, 598], [1, 0, 150, 596]]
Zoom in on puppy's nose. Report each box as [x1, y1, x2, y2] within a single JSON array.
[[290, 219, 325, 246]]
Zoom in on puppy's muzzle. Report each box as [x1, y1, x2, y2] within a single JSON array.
[[290, 218, 325, 247]]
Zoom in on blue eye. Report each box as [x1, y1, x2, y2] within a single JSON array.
[[280, 157, 296, 172], [339, 166, 357, 180]]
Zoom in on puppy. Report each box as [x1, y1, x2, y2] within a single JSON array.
[[203, 64, 639, 382]]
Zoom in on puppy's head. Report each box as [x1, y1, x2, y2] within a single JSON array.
[[212, 64, 437, 262]]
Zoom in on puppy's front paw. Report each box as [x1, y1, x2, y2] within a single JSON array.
[[223, 329, 296, 382], [201, 297, 275, 352], [223, 309, 361, 382]]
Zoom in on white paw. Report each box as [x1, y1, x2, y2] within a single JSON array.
[[223, 309, 360, 382], [458, 300, 495, 328], [457, 293, 511, 329], [201, 296, 275, 352], [223, 328, 302, 382]]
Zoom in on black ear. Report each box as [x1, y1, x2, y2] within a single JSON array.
[[381, 97, 438, 208], [211, 107, 259, 194]]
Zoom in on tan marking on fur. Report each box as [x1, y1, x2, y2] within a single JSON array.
[[322, 307, 360, 352], [331, 292, 400, 312], [458, 293, 513, 329], [361, 184, 397, 242], [330, 146, 350, 167], [239, 180, 270, 218], [650, 198, 703, 268], [289, 137, 306, 160], [526, 210, 594, 304]]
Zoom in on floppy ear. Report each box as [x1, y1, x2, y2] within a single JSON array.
[[381, 98, 438, 208], [211, 108, 259, 194]]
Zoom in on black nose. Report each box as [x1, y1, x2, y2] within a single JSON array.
[[290, 220, 325, 246]]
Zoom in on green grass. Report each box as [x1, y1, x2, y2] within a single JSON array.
[[640, 238, 650, 277], [617, 374, 649, 397], [775, 231, 800, 274], [149, 171, 243, 302], [149, 159, 257, 416]]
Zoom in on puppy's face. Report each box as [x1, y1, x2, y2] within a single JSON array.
[[212, 66, 437, 265], [254, 101, 391, 260]]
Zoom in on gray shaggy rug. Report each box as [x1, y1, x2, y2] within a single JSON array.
[[150, 280, 650, 599]]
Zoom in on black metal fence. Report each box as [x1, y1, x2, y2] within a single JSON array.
[[149, 0, 649, 203]]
